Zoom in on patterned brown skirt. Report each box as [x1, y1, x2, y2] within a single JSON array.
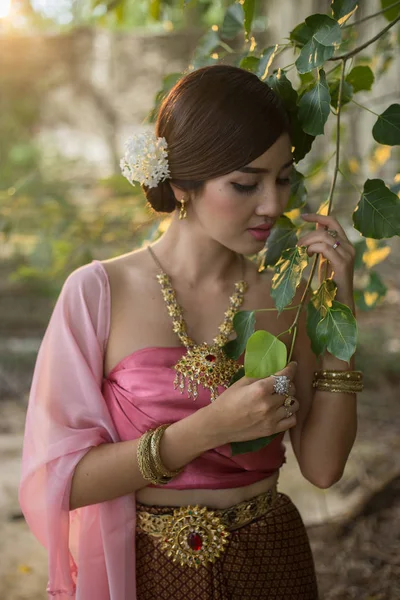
[[136, 492, 319, 599]]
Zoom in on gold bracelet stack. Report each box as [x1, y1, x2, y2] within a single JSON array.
[[137, 424, 184, 485], [312, 370, 364, 394]]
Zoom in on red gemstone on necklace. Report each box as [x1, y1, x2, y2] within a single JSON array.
[[187, 532, 203, 551], [205, 354, 216, 362]]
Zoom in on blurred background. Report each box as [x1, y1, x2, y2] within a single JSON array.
[[0, 1, 399, 598]]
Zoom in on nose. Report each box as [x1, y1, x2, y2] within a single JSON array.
[[255, 184, 285, 219]]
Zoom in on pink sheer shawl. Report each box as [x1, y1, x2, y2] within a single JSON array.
[[19, 262, 137, 599], [19, 260, 285, 599]]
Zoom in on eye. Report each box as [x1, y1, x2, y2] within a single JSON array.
[[277, 177, 291, 186], [232, 182, 259, 194]]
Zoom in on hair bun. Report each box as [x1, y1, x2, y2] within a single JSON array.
[[144, 180, 176, 213]]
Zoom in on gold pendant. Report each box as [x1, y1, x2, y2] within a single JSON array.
[[174, 343, 241, 402]]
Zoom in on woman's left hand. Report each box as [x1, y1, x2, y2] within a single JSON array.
[[297, 213, 356, 309]]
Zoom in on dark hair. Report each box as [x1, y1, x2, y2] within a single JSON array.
[[144, 65, 290, 213]]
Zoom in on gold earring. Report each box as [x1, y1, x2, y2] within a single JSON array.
[[179, 197, 188, 220]]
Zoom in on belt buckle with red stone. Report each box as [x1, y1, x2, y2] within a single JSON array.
[[160, 505, 229, 568]]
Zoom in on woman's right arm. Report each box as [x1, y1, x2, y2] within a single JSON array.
[[69, 404, 222, 510], [70, 361, 298, 510]]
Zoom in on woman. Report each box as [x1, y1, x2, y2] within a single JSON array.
[[19, 65, 360, 600]]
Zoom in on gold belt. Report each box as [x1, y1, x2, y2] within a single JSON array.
[[136, 485, 278, 569]]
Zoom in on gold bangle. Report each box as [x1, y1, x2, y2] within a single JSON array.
[[313, 380, 363, 393], [150, 424, 183, 479], [313, 370, 363, 382], [137, 430, 172, 485]]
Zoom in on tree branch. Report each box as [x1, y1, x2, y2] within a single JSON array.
[[330, 15, 400, 61], [343, 0, 400, 28]]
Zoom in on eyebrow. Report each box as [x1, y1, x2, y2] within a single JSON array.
[[238, 158, 294, 174]]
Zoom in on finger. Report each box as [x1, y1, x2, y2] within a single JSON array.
[[297, 230, 350, 249], [304, 241, 350, 267], [276, 397, 299, 421], [275, 412, 297, 433], [301, 213, 347, 239]]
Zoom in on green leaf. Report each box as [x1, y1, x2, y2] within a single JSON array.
[[271, 246, 309, 314], [317, 300, 358, 363], [353, 179, 400, 239], [263, 216, 298, 267], [224, 311, 256, 360], [243, 0, 255, 41], [331, 0, 358, 24], [345, 65, 374, 92], [329, 80, 353, 110], [266, 70, 298, 112], [290, 22, 313, 47], [231, 433, 280, 456], [312, 279, 337, 314], [244, 330, 288, 379], [229, 366, 245, 386], [380, 0, 400, 21], [257, 45, 278, 80], [296, 39, 335, 74], [290, 112, 316, 162], [305, 14, 342, 46], [306, 299, 328, 357], [220, 3, 244, 39], [353, 238, 367, 270], [354, 271, 387, 311], [298, 70, 331, 136], [239, 55, 260, 73], [372, 104, 400, 146], [287, 168, 307, 210]]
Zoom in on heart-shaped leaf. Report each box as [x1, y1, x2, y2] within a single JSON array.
[[287, 168, 308, 210], [306, 14, 342, 46], [257, 45, 278, 80], [229, 366, 245, 386], [380, 0, 400, 20], [345, 65, 374, 93], [316, 301, 357, 362], [290, 22, 313, 47], [266, 70, 298, 112], [263, 216, 298, 267], [298, 69, 331, 135], [244, 330, 288, 379], [220, 3, 244, 39], [224, 310, 256, 360], [306, 299, 328, 357], [271, 246, 309, 313], [353, 179, 400, 239], [331, 0, 359, 24], [231, 433, 280, 456], [296, 38, 335, 74], [239, 55, 260, 73], [372, 104, 400, 146], [290, 111, 316, 162], [311, 279, 337, 314], [329, 80, 353, 110], [243, 0, 255, 41]]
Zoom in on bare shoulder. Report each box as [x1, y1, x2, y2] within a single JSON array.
[[99, 247, 150, 287]]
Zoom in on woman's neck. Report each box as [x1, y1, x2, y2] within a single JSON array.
[[150, 215, 243, 289]]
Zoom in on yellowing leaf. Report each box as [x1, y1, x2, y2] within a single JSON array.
[[285, 208, 301, 221], [394, 173, 400, 183], [348, 158, 360, 174], [363, 245, 391, 268], [364, 291, 379, 306]]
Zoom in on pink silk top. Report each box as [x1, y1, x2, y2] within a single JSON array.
[[19, 260, 286, 600]]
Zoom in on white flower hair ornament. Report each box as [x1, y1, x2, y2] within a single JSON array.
[[120, 131, 170, 189]]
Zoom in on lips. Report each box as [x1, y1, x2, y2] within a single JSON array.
[[247, 224, 273, 241]]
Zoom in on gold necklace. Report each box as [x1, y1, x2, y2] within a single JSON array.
[[148, 246, 248, 402]]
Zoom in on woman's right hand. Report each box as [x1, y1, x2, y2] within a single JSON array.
[[208, 361, 299, 445]]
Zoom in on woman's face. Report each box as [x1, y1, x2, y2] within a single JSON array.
[[191, 133, 294, 255]]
